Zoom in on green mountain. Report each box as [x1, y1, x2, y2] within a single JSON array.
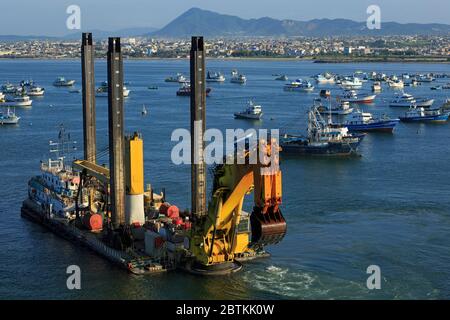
[[150, 7, 450, 37]]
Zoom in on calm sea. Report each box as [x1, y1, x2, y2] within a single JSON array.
[[0, 59, 449, 299]]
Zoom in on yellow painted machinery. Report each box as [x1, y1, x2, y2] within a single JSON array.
[[188, 138, 286, 273]]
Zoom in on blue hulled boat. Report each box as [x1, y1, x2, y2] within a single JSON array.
[[399, 107, 449, 122], [344, 110, 400, 132]]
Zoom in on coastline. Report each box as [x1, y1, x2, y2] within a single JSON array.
[[0, 56, 449, 64]]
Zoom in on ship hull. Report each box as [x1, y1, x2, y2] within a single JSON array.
[[346, 120, 399, 132], [20, 199, 168, 275], [234, 113, 262, 120], [399, 113, 449, 122], [341, 95, 377, 104], [281, 138, 363, 156]]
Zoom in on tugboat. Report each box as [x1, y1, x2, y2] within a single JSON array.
[[343, 110, 399, 132], [234, 101, 263, 120], [206, 71, 225, 83], [284, 79, 314, 92], [280, 104, 364, 156], [0, 107, 20, 125], [165, 73, 187, 83], [53, 76, 75, 87], [339, 90, 376, 104], [176, 83, 211, 97], [399, 107, 449, 122]]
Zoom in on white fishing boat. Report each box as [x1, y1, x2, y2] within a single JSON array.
[[206, 71, 225, 82], [284, 79, 314, 92], [0, 92, 5, 102], [1, 82, 18, 94], [387, 79, 404, 89], [0, 94, 32, 107], [27, 86, 45, 96], [389, 92, 416, 107], [372, 81, 382, 92], [165, 73, 187, 83], [230, 74, 247, 84], [314, 73, 335, 84], [339, 90, 376, 104], [53, 77, 75, 87], [234, 101, 263, 120], [317, 99, 353, 115], [96, 81, 130, 97], [340, 77, 363, 89], [399, 107, 449, 122], [0, 107, 20, 124]]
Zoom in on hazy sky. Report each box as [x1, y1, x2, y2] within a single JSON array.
[[1, 0, 449, 36]]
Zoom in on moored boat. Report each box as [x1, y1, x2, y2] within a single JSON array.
[[339, 90, 376, 104], [53, 76, 75, 87], [0, 93, 32, 107], [165, 73, 187, 83], [27, 86, 45, 96], [280, 103, 364, 156], [176, 83, 211, 97], [343, 110, 399, 132], [399, 107, 449, 122], [314, 73, 335, 84], [234, 101, 263, 120], [372, 81, 382, 92], [389, 92, 416, 108], [284, 79, 314, 92], [206, 71, 225, 82], [317, 100, 354, 115], [230, 74, 247, 84], [387, 79, 404, 89], [275, 75, 288, 81], [96, 81, 130, 97], [340, 77, 363, 89], [0, 107, 20, 125]]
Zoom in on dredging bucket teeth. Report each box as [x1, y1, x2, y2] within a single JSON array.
[[250, 206, 287, 245]]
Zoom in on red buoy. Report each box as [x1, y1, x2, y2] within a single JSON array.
[[83, 213, 103, 231]]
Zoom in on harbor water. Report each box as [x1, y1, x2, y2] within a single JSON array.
[[1, 59, 450, 299]]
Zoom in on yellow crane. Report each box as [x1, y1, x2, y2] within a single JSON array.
[[188, 138, 286, 274]]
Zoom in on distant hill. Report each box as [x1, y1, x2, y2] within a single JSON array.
[[63, 27, 158, 40], [149, 7, 450, 37], [2, 8, 450, 41], [0, 27, 158, 42]]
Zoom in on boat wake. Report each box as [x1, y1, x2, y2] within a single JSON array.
[[242, 265, 323, 298]]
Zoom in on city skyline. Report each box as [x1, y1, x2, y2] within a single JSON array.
[[0, 0, 449, 36]]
